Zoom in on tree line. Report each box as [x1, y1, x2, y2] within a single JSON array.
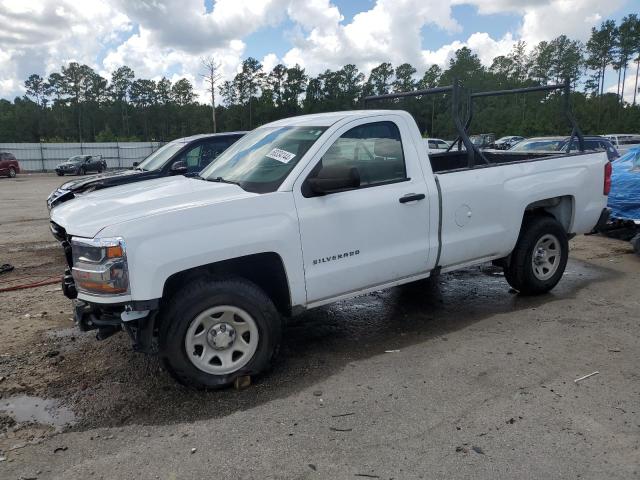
[[0, 13, 638, 143]]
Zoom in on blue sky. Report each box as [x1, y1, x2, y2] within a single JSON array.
[[0, 0, 638, 101]]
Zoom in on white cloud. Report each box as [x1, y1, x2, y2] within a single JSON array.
[[0, 0, 632, 101], [0, 0, 131, 98]]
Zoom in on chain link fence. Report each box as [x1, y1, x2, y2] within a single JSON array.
[[0, 142, 165, 172]]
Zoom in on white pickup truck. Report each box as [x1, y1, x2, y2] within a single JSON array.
[[50, 108, 611, 388]]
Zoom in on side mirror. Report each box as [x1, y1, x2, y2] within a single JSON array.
[[170, 160, 188, 175], [132, 161, 139, 167], [306, 165, 360, 195]]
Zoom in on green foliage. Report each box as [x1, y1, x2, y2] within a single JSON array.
[[2, 14, 640, 143]]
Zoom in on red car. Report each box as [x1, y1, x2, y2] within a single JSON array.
[[0, 152, 20, 178]]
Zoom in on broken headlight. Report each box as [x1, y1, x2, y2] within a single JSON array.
[[71, 237, 129, 295]]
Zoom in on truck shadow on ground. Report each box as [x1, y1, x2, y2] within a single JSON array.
[[33, 259, 612, 432]]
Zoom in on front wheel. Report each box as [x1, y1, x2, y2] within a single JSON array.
[[8, 167, 16, 178], [504, 216, 569, 295], [56, 171, 64, 176], [159, 277, 282, 389], [78, 167, 85, 176]]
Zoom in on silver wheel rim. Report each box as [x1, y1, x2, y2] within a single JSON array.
[[532, 233, 561, 281], [9, 169, 15, 177], [184, 305, 259, 375]]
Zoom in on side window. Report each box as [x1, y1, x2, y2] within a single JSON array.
[[183, 145, 203, 172], [199, 139, 232, 169], [437, 141, 448, 149], [320, 121, 406, 188], [428, 140, 437, 149]]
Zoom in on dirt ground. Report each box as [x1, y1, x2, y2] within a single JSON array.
[[0, 173, 638, 479]]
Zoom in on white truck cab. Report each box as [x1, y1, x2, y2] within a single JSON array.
[[50, 87, 611, 388]]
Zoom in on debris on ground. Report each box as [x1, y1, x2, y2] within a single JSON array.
[[53, 446, 67, 453], [0, 264, 14, 275], [472, 446, 485, 455], [384, 349, 400, 353], [574, 371, 600, 383], [233, 375, 251, 390], [190, 448, 197, 454]]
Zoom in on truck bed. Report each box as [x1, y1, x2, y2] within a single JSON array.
[[429, 150, 567, 174]]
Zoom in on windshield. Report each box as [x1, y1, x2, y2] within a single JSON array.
[[510, 139, 561, 152], [200, 126, 327, 193], [67, 156, 84, 163], [137, 142, 185, 171]]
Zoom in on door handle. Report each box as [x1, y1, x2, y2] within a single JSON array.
[[399, 193, 426, 203]]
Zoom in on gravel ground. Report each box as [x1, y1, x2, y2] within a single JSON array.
[[0, 173, 638, 479]]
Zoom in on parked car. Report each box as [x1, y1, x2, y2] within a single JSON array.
[[491, 136, 524, 150], [55, 155, 107, 176], [508, 137, 565, 153], [47, 132, 246, 209], [604, 133, 640, 153], [423, 138, 450, 151], [557, 136, 620, 161], [470, 133, 495, 149], [49, 107, 609, 388], [509, 136, 619, 161], [0, 152, 20, 178]]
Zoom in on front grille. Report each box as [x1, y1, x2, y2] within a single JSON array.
[[50, 222, 73, 269], [50, 221, 66, 242]]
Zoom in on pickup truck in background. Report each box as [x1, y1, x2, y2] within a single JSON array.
[[49, 81, 611, 388], [47, 132, 245, 209]]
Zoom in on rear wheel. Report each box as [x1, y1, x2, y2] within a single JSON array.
[[8, 167, 16, 178], [504, 216, 568, 295], [159, 277, 282, 389]]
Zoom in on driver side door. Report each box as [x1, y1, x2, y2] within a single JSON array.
[[293, 118, 433, 305]]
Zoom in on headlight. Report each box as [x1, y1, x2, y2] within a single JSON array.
[[71, 237, 129, 295]]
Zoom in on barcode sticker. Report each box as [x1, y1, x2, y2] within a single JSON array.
[[266, 148, 296, 163]]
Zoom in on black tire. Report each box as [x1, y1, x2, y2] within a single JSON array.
[[56, 171, 64, 176], [78, 167, 85, 176], [8, 167, 16, 178], [504, 215, 569, 295], [159, 276, 282, 389]]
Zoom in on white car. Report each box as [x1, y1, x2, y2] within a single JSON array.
[[604, 134, 640, 154], [423, 138, 450, 152], [50, 109, 610, 388]]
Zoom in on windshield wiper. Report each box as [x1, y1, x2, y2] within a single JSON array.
[[205, 176, 242, 187]]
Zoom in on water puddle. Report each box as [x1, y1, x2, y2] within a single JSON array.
[[0, 395, 76, 431]]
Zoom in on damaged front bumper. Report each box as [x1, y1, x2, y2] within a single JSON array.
[[74, 299, 160, 354], [51, 220, 160, 353]]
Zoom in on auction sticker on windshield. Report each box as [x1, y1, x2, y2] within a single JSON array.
[[266, 148, 296, 163]]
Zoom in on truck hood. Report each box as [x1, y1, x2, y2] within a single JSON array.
[[60, 168, 153, 193], [50, 176, 256, 238]]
